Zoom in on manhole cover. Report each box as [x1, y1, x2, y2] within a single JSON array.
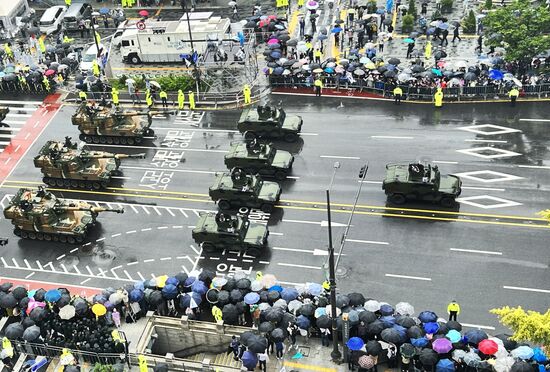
[[336, 266, 349, 278]]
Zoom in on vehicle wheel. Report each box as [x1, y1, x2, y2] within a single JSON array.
[[14, 228, 21, 237], [113, 137, 120, 145], [274, 171, 286, 181], [59, 235, 67, 243], [44, 234, 52, 241], [76, 236, 84, 243], [67, 236, 76, 244], [83, 135, 93, 143], [92, 136, 100, 144], [20, 231, 28, 239], [244, 131, 256, 141], [106, 137, 113, 144], [45, 178, 56, 186], [130, 55, 141, 65], [101, 182, 108, 189], [99, 137, 107, 144], [202, 242, 216, 253], [390, 193, 406, 205], [440, 197, 455, 208], [135, 137, 142, 144], [70, 180, 79, 188], [247, 247, 261, 257], [28, 232, 36, 240], [284, 133, 298, 142], [79, 181, 87, 189], [120, 137, 127, 145], [218, 200, 231, 210], [127, 138, 135, 145], [92, 182, 101, 190], [260, 203, 273, 213], [52, 235, 59, 242], [63, 179, 71, 187], [36, 233, 44, 240], [55, 179, 64, 187]]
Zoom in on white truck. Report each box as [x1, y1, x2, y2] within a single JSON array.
[[0, 0, 32, 40], [119, 16, 231, 64]]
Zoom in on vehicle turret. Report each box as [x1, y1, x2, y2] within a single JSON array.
[[237, 105, 303, 142]]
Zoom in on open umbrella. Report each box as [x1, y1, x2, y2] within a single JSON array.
[[306, 0, 319, 9], [304, 283, 322, 296], [11, 286, 28, 300], [264, 306, 284, 323], [347, 337, 365, 351], [437, 358, 455, 372], [259, 321, 275, 333], [400, 343, 415, 358], [388, 58, 401, 66], [464, 351, 481, 367], [533, 347, 547, 363], [299, 303, 315, 317], [180, 292, 202, 309], [403, 38, 415, 44], [396, 316, 416, 328], [222, 304, 239, 324], [59, 305, 76, 320], [366, 320, 384, 336], [359, 311, 377, 324], [23, 325, 41, 341], [296, 315, 310, 329], [0, 293, 17, 308], [424, 322, 440, 334], [317, 315, 331, 329], [395, 302, 415, 316], [452, 350, 467, 362], [494, 334, 517, 351], [331, 27, 343, 33], [510, 361, 533, 372], [271, 328, 286, 342], [281, 288, 299, 302], [494, 356, 516, 372], [464, 329, 487, 345], [366, 340, 383, 355], [45, 289, 61, 303], [511, 346, 534, 360], [138, 10, 149, 17], [288, 300, 302, 313], [1, 282, 14, 293], [420, 349, 439, 366], [242, 351, 258, 370], [489, 69, 504, 80], [433, 338, 453, 354], [92, 303, 107, 319], [247, 336, 268, 353], [478, 339, 499, 355], [5, 323, 24, 339], [244, 292, 260, 305], [335, 295, 350, 308], [381, 328, 405, 344], [358, 355, 375, 369], [431, 68, 443, 77], [446, 329, 462, 343], [99, 7, 110, 14]]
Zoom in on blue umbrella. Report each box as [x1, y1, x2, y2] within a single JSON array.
[[427, 27, 436, 35], [438, 22, 450, 30], [166, 277, 179, 286], [380, 304, 394, 315], [99, 7, 110, 14], [446, 329, 462, 343], [325, 67, 334, 73], [392, 324, 407, 338], [244, 292, 260, 305], [347, 337, 365, 351], [134, 282, 145, 291], [489, 69, 504, 80], [403, 38, 415, 44], [184, 276, 196, 287], [331, 27, 343, 33], [45, 289, 61, 303], [180, 292, 202, 309], [129, 289, 144, 302], [270, 51, 282, 59], [281, 288, 299, 302], [306, 283, 322, 296], [161, 284, 178, 299], [512, 346, 534, 360], [380, 315, 396, 327], [386, 0, 393, 12], [411, 337, 429, 347], [533, 347, 548, 363], [464, 329, 488, 345], [424, 322, 440, 334], [93, 294, 107, 304], [296, 315, 310, 329], [376, 8, 385, 14], [431, 68, 443, 76], [191, 280, 208, 294], [269, 285, 283, 292], [242, 351, 258, 370], [318, 34, 328, 40], [436, 358, 455, 372]]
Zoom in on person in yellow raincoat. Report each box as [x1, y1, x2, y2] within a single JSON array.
[[178, 89, 185, 109], [138, 355, 148, 372], [297, 0, 304, 8], [508, 87, 519, 106], [188, 91, 195, 109], [4, 43, 13, 61], [243, 84, 251, 104], [111, 87, 119, 106], [212, 305, 223, 322], [434, 87, 443, 107], [425, 40, 432, 60], [92, 60, 100, 77]]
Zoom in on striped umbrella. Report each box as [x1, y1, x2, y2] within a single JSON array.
[[358, 355, 374, 369]]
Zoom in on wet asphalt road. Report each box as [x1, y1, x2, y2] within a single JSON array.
[[0, 96, 549, 331]]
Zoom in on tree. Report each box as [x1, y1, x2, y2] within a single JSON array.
[[462, 10, 477, 33], [408, 0, 417, 20], [441, 0, 453, 13], [491, 306, 550, 347], [538, 209, 550, 224], [485, 0, 493, 10], [402, 14, 415, 32], [483, 0, 550, 62]]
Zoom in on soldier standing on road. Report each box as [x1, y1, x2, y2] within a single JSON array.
[[178, 89, 185, 110], [188, 91, 196, 109], [447, 300, 460, 321], [393, 86, 403, 104], [508, 87, 519, 106]]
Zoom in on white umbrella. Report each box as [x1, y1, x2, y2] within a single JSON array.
[[250, 280, 263, 292], [261, 274, 277, 288], [288, 300, 303, 313], [232, 270, 248, 280], [282, 69, 291, 75], [306, 1, 319, 10], [212, 277, 228, 288], [326, 62, 336, 68], [258, 302, 271, 311], [365, 42, 375, 50], [228, 0, 236, 5], [494, 356, 515, 372], [398, 73, 411, 82], [364, 300, 381, 312], [125, 78, 136, 85], [59, 305, 76, 320], [277, 57, 289, 65], [395, 302, 415, 316], [109, 292, 123, 305], [512, 78, 522, 86], [454, 60, 468, 69], [274, 299, 287, 308], [452, 349, 467, 362], [60, 353, 75, 365], [149, 81, 161, 89]]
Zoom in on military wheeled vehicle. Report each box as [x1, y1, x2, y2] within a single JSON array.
[[34, 137, 145, 189], [224, 139, 294, 180], [382, 163, 462, 207], [192, 212, 268, 256], [0, 107, 9, 122], [237, 105, 303, 142], [209, 168, 281, 213], [3, 187, 124, 243], [72, 103, 156, 145]]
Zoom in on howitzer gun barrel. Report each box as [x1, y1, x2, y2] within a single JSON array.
[[53, 206, 125, 214]]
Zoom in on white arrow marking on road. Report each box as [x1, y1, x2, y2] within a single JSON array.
[[503, 285, 550, 294], [272, 246, 346, 256], [385, 273, 432, 281]]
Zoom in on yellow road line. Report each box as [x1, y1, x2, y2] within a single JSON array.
[[288, 10, 300, 35], [283, 361, 337, 372]]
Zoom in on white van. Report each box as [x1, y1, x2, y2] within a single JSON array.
[[39, 5, 67, 35], [79, 43, 105, 74]]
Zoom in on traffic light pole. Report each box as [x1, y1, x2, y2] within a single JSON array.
[[183, 3, 201, 98], [326, 189, 342, 362]]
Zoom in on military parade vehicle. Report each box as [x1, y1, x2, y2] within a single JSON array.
[[382, 163, 462, 207], [209, 168, 281, 213], [71, 102, 156, 145], [0, 106, 9, 122], [34, 137, 145, 189], [192, 212, 268, 256], [237, 105, 303, 142], [224, 138, 294, 180], [4, 187, 124, 243]]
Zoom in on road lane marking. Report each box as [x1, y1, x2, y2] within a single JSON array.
[[143, 259, 155, 263], [450, 248, 503, 255], [278, 263, 322, 270], [359, 180, 383, 184], [517, 165, 550, 170], [124, 166, 217, 175], [461, 323, 495, 330], [127, 262, 139, 266], [462, 186, 505, 192], [273, 246, 316, 254], [432, 160, 459, 164], [385, 273, 432, 281], [371, 135, 414, 139], [11, 258, 19, 268], [320, 155, 360, 160], [124, 270, 133, 280], [503, 285, 550, 294], [24, 259, 31, 269], [80, 278, 92, 285], [346, 239, 389, 245], [25, 272, 35, 279], [465, 139, 508, 143], [519, 118, 550, 122], [87, 143, 229, 153], [137, 272, 145, 280]]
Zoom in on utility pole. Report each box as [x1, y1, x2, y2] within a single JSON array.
[[326, 189, 341, 362], [183, 2, 201, 98]]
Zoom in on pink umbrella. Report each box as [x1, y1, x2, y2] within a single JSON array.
[[437, 60, 446, 68], [26, 298, 46, 315], [267, 39, 280, 45], [45, 69, 56, 77], [138, 10, 149, 17], [433, 338, 453, 354]]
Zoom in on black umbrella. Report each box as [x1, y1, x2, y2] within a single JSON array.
[[224, 278, 237, 292], [230, 289, 244, 304], [412, 65, 425, 73], [247, 336, 268, 353], [236, 278, 251, 290], [366, 340, 383, 356], [437, 322, 449, 335], [316, 315, 331, 328], [395, 315, 416, 328], [11, 286, 28, 300], [464, 329, 487, 345], [407, 325, 425, 338], [22, 325, 41, 341], [217, 290, 230, 306], [400, 343, 416, 358], [451, 20, 461, 27], [359, 310, 377, 324], [0, 293, 18, 308], [19, 297, 30, 310], [434, 50, 447, 59], [365, 320, 384, 335], [206, 289, 219, 304], [381, 328, 404, 344], [149, 290, 164, 306], [464, 72, 477, 81], [317, 297, 329, 307], [280, 312, 296, 327], [57, 293, 71, 308], [175, 272, 188, 285], [22, 317, 35, 328], [198, 269, 215, 282], [384, 70, 396, 78], [223, 304, 239, 324], [299, 303, 315, 317], [5, 323, 24, 339], [420, 349, 438, 366], [33, 288, 46, 302], [511, 361, 533, 372], [65, 367, 80, 372], [388, 57, 401, 65], [259, 321, 275, 333], [377, 65, 388, 73], [271, 328, 286, 341], [30, 307, 47, 322], [494, 334, 517, 351], [0, 282, 13, 292], [240, 331, 256, 346], [264, 307, 284, 323], [335, 294, 350, 308], [287, 39, 298, 46], [446, 320, 462, 331], [267, 290, 280, 303]]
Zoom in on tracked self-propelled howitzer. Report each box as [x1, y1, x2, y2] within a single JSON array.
[[72, 103, 158, 145], [34, 137, 144, 189], [3, 187, 124, 243]]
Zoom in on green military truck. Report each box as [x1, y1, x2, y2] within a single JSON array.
[[382, 163, 462, 207], [237, 105, 303, 142]]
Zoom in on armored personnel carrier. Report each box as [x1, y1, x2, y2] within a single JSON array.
[[224, 139, 294, 180], [382, 163, 462, 207], [237, 105, 303, 142], [71, 103, 155, 145], [0, 107, 9, 122], [192, 212, 268, 256], [34, 137, 144, 189], [4, 187, 124, 243], [209, 168, 281, 213]]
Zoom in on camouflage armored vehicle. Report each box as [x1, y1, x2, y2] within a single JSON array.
[[3, 187, 124, 243], [224, 139, 294, 180], [0, 107, 8, 122], [72, 103, 155, 145], [209, 168, 281, 213], [192, 212, 268, 256], [237, 105, 303, 142], [382, 163, 462, 207], [34, 138, 145, 189]]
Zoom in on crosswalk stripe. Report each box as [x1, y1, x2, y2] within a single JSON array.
[[7, 107, 36, 111], [3, 121, 26, 125], [0, 134, 16, 138], [6, 113, 31, 118], [0, 100, 42, 105], [0, 141, 11, 146]]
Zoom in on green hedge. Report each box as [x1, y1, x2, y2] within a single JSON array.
[[110, 74, 200, 92]]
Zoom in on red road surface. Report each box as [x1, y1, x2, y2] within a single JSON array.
[[0, 94, 61, 184], [0, 276, 102, 297]]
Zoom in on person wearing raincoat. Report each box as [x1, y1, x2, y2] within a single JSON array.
[[508, 87, 519, 106], [393, 86, 403, 104], [447, 300, 460, 320], [138, 355, 148, 372], [434, 87, 443, 108], [111, 87, 119, 107], [177, 89, 185, 110], [188, 91, 195, 109], [424, 40, 432, 60], [243, 84, 251, 104], [92, 60, 100, 77], [42, 75, 51, 92], [1, 337, 14, 368]]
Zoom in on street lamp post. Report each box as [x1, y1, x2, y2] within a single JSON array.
[[90, 11, 101, 58], [326, 188, 342, 362], [183, 1, 201, 98]]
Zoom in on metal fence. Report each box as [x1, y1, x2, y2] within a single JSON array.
[[269, 77, 550, 101]]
